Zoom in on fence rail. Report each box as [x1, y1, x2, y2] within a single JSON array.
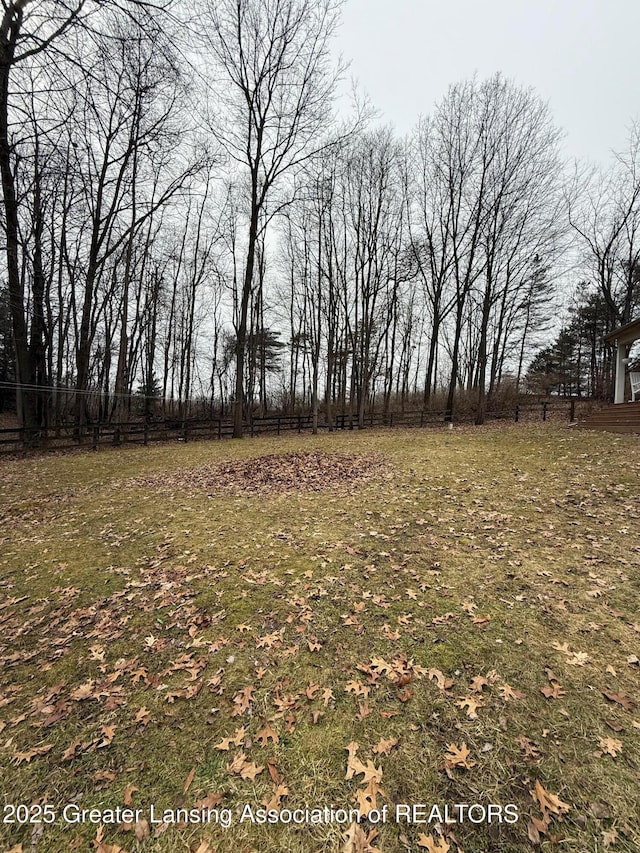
[[0, 399, 597, 455]]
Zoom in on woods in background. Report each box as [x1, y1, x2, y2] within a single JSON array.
[[1, 0, 639, 440]]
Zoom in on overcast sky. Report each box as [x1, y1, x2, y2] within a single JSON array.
[[334, 0, 640, 166]]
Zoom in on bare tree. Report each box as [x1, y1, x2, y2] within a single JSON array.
[[202, 0, 344, 437], [569, 125, 640, 328], [0, 0, 85, 436], [409, 76, 564, 422], [470, 75, 564, 423]]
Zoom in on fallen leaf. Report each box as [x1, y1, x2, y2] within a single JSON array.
[[469, 675, 488, 692], [417, 834, 450, 852], [214, 726, 246, 750], [262, 782, 290, 811], [227, 750, 264, 781], [602, 691, 636, 712], [443, 742, 475, 770], [373, 737, 398, 756], [123, 784, 138, 806], [135, 707, 151, 726], [499, 683, 525, 700], [428, 668, 454, 692], [531, 780, 570, 818], [12, 743, 53, 765], [590, 802, 613, 819], [62, 739, 82, 761], [456, 696, 482, 719], [232, 685, 255, 716], [599, 737, 622, 757], [134, 818, 150, 842], [527, 814, 549, 844], [256, 722, 279, 746], [515, 735, 541, 761], [96, 725, 116, 748], [345, 742, 361, 780], [194, 792, 224, 810], [540, 682, 565, 700], [341, 821, 380, 853], [354, 777, 385, 814], [183, 766, 196, 793]]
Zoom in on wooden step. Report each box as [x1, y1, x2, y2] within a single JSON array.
[[575, 402, 640, 433]]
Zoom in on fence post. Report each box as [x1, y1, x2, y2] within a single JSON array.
[[542, 401, 547, 422], [420, 410, 424, 427], [390, 412, 394, 427], [277, 417, 281, 436], [297, 415, 302, 433], [569, 400, 575, 422], [143, 419, 148, 447], [92, 425, 99, 451], [251, 419, 255, 438], [514, 405, 520, 422]]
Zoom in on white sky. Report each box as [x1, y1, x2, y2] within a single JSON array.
[[334, 0, 640, 166]]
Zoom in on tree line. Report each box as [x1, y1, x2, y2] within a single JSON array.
[[1, 0, 639, 441]]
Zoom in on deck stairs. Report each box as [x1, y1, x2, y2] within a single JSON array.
[[575, 401, 640, 434]]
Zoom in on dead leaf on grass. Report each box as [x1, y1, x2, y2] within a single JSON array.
[[602, 691, 636, 712], [123, 784, 138, 806], [96, 725, 116, 748], [469, 675, 488, 692], [598, 737, 623, 757], [345, 742, 361, 780], [227, 750, 264, 781], [232, 685, 255, 716], [531, 780, 570, 818], [11, 743, 53, 765], [262, 782, 289, 811], [255, 722, 279, 746], [417, 834, 451, 852], [134, 819, 150, 842], [540, 681, 565, 699], [134, 707, 151, 726], [214, 726, 246, 750], [456, 696, 482, 719], [93, 826, 128, 853], [183, 766, 196, 793], [373, 737, 398, 756], [341, 821, 381, 853], [499, 683, 525, 700], [443, 743, 475, 770]]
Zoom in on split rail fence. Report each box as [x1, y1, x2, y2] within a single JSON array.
[[0, 400, 591, 455]]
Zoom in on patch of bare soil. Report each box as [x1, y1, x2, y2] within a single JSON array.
[[131, 450, 389, 496]]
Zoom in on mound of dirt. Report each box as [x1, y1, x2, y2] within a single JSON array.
[[132, 450, 388, 496]]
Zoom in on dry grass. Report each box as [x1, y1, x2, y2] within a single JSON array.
[[0, 424, 639, 853]]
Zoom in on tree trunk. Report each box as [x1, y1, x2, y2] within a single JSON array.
[[0, 32, 38, 438], [234, 200, 259, 438]]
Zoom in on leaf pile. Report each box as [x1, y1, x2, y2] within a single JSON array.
[[127, 450, 388, 496]]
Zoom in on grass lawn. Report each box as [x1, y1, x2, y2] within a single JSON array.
[[1, 424, 639, 853]]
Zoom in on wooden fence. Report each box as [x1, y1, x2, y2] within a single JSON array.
[[0, 399, 595, 456]]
